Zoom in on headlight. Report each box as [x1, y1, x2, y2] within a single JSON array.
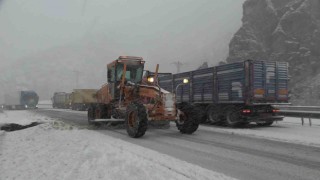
[[183, 79, 189, 84], [147, 77, 155, 83]]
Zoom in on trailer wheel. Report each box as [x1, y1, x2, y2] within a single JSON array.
[[176, 103, 200, 134], [226, 106, 242, 127], [207, 105, 224, 125], [257, 121, 274, 126], [125, 102, 148, 138]]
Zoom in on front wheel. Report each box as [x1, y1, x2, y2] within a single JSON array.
[[176, 103, 200, 134], [125, 102, 148, 138]]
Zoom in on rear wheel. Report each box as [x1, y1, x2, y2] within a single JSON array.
[[207, 104, 224, 125], [125, 102, 148, 138], [194, 104, 207, 123], [176, 103, 200, 134], [226, 106, 243, 127]]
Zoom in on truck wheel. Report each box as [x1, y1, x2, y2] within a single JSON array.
[[257, 121, 273, 126], [226, 106, 242, 127], [194, 104, 207, 123], [125, 102, 148, 138], [207, 105, 223, 125], [176, 103, 200, 134]]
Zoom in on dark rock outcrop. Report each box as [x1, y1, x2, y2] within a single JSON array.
[[228, 0, 320, 105]]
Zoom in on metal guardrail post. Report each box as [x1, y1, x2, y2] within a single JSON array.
[[277, 106, 320, 126], [309, 116, 312, 126]]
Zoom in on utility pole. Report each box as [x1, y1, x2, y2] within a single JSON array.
[[172, 61, 184, 73]]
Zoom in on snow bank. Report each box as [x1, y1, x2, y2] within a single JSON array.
[[200, 117, 320, 148], [0, 111, 236, 180], [0, 110, 50, 127], [37, 100, 53, 109], [48, 108, 87, 115]]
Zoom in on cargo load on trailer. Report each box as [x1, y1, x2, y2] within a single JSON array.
[[3, 91, 39, 110], [70, 89, 98, 111], [51, 92, 71, 109], [87, 56, 201, 138], [159, 60, 289, 126]]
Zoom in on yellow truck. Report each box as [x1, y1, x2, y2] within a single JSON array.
[[70, 89, 98, 111]]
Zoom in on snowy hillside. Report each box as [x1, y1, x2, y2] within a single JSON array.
[[227, 0, 320, 105]]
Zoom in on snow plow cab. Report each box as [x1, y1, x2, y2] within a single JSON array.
[[88, 56, 201, 138]]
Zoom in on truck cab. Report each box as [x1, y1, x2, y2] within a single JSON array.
[[107, 56, 145, 100]]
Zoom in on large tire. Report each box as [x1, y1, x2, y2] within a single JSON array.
[[225, 106, 242, 127], [176, 103, 200, 134], [257, 121, 273, 126], [206, 104, 224, 125], [194, 104, 207, 123], [125, 102, 148, 138]]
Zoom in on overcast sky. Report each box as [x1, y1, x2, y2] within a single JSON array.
[[0, 0, 245, 72]]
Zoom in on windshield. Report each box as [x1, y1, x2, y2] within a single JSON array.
[[116, 63, 144, 83]]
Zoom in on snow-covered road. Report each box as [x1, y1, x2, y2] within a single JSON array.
[[0, 110, 235, 180], [32, 108, 320, 180]]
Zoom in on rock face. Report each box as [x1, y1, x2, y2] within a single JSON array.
[[227, 0, 320, 105]]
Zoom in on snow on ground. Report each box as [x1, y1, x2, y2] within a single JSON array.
[[37, 100, 53, 109], [0, 110, 51, 127], [282, 116, 320, 126], [0, 111, 236, 180], [38, 100, 52, 105], [200, 117, 320, 148], [47, 108, 87, 115]]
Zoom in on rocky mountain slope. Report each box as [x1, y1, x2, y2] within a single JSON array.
[[227, 0, 320, 105]]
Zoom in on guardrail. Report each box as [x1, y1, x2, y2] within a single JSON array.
[[275, 105, 320, 126]]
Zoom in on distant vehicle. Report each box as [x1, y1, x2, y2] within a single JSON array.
[[3, 91, 39, 110], [70, 89, 98, 111], [159, 60, 290, 127], [51, 92, 71, 109]]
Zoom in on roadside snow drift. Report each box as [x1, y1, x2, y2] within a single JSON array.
[[200, 117, 320, 148], [0, 111, 236, 180]]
